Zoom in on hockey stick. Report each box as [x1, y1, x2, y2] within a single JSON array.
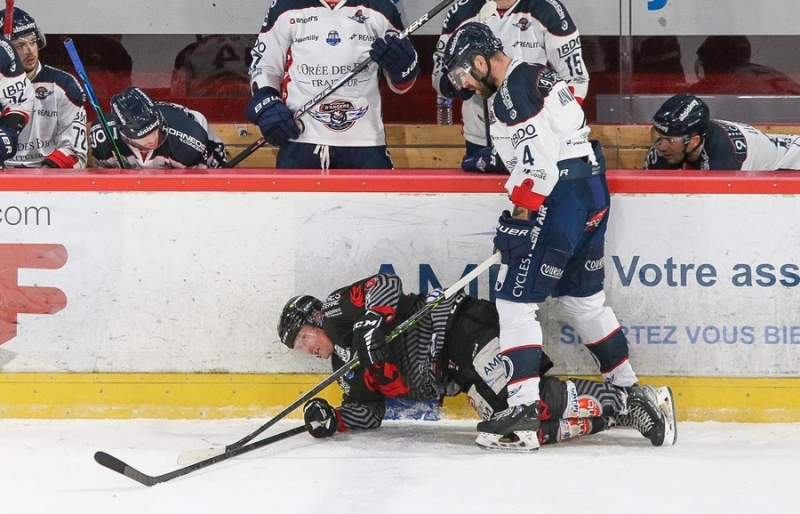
[[63, 38, 128, 169], [95, 423, 309, 487], [224, 0, 458, 168], [477, 1, 497, 147], [3, 0, 14, 40], [177, 251, 502, 465]]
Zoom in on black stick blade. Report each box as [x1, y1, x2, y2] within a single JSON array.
[[94, 451, 156, 487]]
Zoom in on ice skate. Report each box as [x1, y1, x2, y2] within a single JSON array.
[[617, 385, 667, 446], [655, 385, 677, 446], [475, 402, 540, 452]]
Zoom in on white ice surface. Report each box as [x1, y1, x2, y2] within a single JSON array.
[[2, 419, 799, 514]]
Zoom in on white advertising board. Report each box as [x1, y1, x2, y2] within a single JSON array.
[[1, 191, 799, 376]]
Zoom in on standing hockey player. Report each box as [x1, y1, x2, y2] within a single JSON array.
[[247, 0, 419, 169], [89, 87, 227, 169], [645, 93, 800, 171], [440, 23, 664, 451], [0, 7, 87, 169], [433, 0, 589, 171], [278, 274, 676, 450]]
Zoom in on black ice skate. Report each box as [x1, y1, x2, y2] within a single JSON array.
[[475, 402, 540, 452], [616, 385, 672, 446]]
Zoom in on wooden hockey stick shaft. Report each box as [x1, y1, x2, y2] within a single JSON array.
[[224, 0, 458, 168]]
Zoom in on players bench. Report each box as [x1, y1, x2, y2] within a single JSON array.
[[86, 123, 800, 169]]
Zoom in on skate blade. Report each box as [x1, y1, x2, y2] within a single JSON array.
[[475, 431, 540, 452], [655, 386, 678, 446]]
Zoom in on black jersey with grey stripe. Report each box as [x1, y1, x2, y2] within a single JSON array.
[[320, 273, 467, 430]]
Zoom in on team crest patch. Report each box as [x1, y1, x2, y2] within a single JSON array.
[[309, 100, 368, 131], [512, 18, 531, 31], [349, 9, 369, 23], [326, 30, 341, 46], [585, 207, 609, 232], [35, 86, 53, 100]]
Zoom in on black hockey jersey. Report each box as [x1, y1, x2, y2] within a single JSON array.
[[321, 273, 494, 430], [89, 102, 226, 168]]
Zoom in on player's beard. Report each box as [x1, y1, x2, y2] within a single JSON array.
[[472, 69, 497, 99]]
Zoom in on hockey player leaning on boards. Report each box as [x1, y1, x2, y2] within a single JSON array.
[[89, 87, 227, 169], [0, 8, 87, 169], [278, 273, 677, 452], [439, 23, 670, 451], [645, 93, 800, 171], [432, 0, 589, 173], [247, 0, 419, 170]]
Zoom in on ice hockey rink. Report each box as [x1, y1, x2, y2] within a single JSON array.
[[3, 418, 798, 514]]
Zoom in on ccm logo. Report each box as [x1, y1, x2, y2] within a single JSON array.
[[353, 319, 380, 329], [0, 244, 68, 345]]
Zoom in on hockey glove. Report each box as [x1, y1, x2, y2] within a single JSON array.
[[493, 210, 537, 266], [439, 74, 474, 101], [205, 141, 228, 168], [303, 398, 341, 438], [364, 362, 410, 397], [370, 35, 419, 86], [425, 288, 444, 304], [245, 87, 302, 146], [0, 126, 19, 162], [352, 310, 391, 365], [462, 147, 508, 174]]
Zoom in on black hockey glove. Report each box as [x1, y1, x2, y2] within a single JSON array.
[[352, 310, 391, 365], [370, 35, 419, 86], [493, 210, 537, 266], [205, 141, 228, 168], [0, 126, 19, 162], [245, 87, 302, 146], [303, 398, 340, 438], [462, 147, 508, 174], [439, 73, 475, 101]]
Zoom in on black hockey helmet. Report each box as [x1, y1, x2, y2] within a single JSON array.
[[111, 86, 168, 149], [277, 295, 322, 349], [0, 7, 46, 49], [443, 22, 503, 90], [652, 93, 710, 138]]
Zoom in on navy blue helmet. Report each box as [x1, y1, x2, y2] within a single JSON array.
[[0, 8, 46, 49], [111, 87, 168, 149], [442, 22, 503, 90], [652, 93, 710, 138]]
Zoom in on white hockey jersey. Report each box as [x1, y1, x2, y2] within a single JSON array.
[[646, 119, 800, 171], [0, 40, 35, 146], [249, 0, 413, 147], [5, 63, 87, 169], [491, 60, 591, 210], [433, 0, 589, 147]]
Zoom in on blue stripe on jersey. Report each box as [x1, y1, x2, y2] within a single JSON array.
[[35, 65, 86, 108], [262, 0, 404, 33], [524, 0, 578, 37]]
